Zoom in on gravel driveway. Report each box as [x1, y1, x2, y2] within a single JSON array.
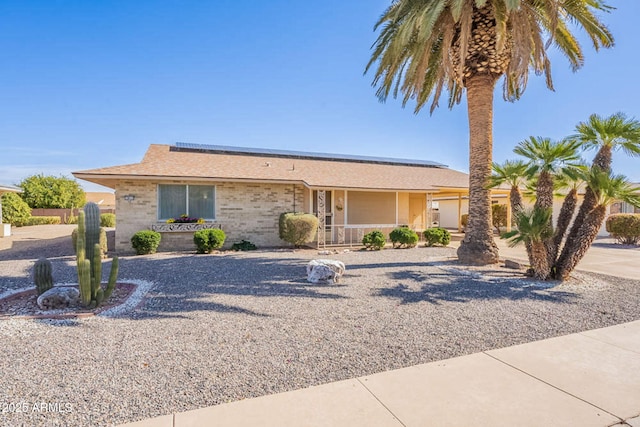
[[1, 226, 639, 426]]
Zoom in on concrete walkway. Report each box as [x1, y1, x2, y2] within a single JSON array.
[[120, 320, 640, 427]]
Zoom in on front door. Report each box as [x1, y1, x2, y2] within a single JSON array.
[[313, 190, 333, 243], [409, 194, 426, 230]]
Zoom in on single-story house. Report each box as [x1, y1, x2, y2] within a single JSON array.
[[73, 143, 491, 252], [0, 184, 22, 237]]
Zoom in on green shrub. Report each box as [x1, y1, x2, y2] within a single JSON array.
[[606, 214, 640, 245], [231, 240, 257, 251], [100, 213, 116, 227], [194, 228, 226, 253], [72, 227, 108, 258], [131, 230, 161, 255], [423, 227, 451, 247], [26, 216, 61, 226], [389, 227, 419, 248], [279, 212, 319, 247], [1, 192, 31, 226], [362, 230, 386, 250]]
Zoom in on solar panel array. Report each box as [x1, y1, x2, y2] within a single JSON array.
[[173, 142, 447, 168]]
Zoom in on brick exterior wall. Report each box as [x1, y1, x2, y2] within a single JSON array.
[[114, 180, 307, 253]]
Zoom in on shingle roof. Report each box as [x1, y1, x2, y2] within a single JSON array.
[[73, 144, 470, 192]]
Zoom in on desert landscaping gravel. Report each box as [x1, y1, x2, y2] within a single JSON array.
[[1, 225, 640, 426]]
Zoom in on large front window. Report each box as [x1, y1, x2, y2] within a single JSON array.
[[158, 184, 215, 220]]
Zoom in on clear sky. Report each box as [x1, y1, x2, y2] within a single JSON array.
[[1, 0, 639, 192]]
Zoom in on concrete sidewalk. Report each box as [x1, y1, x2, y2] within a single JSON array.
[[120, 320, 640, 427]]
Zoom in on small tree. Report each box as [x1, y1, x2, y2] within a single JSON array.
[[19, 174, 86, 209], [1, 192, 31, 226]]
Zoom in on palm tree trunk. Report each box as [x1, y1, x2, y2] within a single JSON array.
[[555, 205, 607, 281], [457, 74, 499, 265], [510, 187, 523, 215], [551, 188, 578, 264], [557, 146, 612, 268], [530, 240, 551, 280]]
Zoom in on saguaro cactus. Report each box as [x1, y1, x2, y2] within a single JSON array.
[[76, 203, 119, 308], [34, 257, 54, 296]]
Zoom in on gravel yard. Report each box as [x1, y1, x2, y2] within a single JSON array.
[[1, 225, 640, 426]]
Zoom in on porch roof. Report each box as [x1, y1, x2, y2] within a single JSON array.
[[73, 144, 471, 193]]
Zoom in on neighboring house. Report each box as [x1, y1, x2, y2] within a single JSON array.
[[73, 143, 481, 252], [611, 183, 640, 215], [0, 184, 22, 237]]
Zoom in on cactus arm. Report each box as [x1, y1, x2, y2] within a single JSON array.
[[104, 256, 119, 300], [91, 243, 102, 300], [78, 259, 92, 307]]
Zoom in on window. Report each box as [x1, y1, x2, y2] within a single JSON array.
[[158, 184, 215, 220]]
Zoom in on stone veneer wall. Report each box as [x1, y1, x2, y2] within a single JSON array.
[[114, 180, 307, 253]]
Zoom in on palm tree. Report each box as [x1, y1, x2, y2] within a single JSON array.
[[555, 170, 640, 280], [488, 160, 528, 214], [503, 207, 553, 280], [366, 0, 614, 265], [550, 166, 587, 262], [512, 137, 582, 272], [559, 113, 640, 267], [514, 137, 582, 211]]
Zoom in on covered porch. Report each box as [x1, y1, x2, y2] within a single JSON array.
[[309, 186, 513, 248]]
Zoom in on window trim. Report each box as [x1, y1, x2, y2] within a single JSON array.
[[157, 184, 216, 221]]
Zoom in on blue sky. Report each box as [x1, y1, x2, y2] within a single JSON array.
[[1, 0, 638, 192]]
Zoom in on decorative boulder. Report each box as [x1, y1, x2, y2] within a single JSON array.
[[36, 287, 80, 310], [306, 259, 346, 284]]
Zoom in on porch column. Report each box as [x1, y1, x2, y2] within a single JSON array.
[[395, 192, 399, 226], [506, 193, 512, 232], [457, 193, 463, 232]]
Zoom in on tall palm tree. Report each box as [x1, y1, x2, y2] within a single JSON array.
[[366, 0, 614, 265], [488, 160, 528, 214], [555, 170, 640, 280], [559, 113, 640, 267]]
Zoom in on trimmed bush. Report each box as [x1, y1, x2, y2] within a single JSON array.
[[72, 227, 108, 258], [606, 214, 640, 245], [100, 213, 116, 227], [389, 227, 419, 248], [194, 228, 226, 253], [26, 216, 61, 226], [362, 230, 386, 250], [231, 240, 257, 251], [1, 192, 31, 226], [423, 227, 451, 247], [131, 230, 161, 255], [279, 212, 319, 247]]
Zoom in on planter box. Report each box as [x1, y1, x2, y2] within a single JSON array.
[[150, 223, 221, 233]]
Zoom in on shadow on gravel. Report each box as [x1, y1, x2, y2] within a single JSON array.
[[114, 253, 346, 320], [375, 270, 577, 305], [0, 235, 75, 261]]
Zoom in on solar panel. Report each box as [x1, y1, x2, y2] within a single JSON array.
[[173, 142, 447, 168]]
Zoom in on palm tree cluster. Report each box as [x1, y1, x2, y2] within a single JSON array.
[[366, 0, 614, 266], [495, 113, 640, 280]]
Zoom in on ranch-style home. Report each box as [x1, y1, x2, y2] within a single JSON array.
[[73, 143, 504, 253]]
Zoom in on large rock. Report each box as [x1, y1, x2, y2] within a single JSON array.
[[37, 286, 80, 310], [306, 259, 346, 284]]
